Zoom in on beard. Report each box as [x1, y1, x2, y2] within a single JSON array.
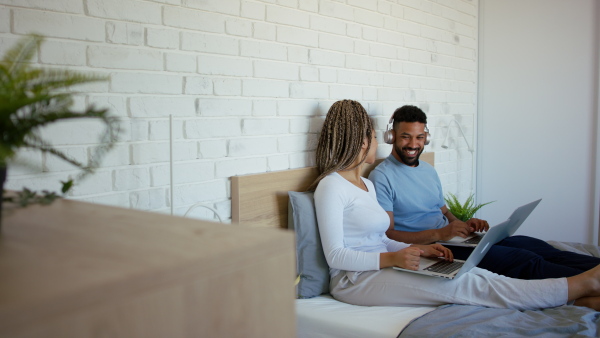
[[394, 145, 424, 166]]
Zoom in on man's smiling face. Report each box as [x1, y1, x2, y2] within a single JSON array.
[[391, 121, 427, 167]]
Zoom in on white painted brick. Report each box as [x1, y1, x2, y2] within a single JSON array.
[[319, 1, 354, 21], [88, 95, 128, 118], [113, 167, 150, 191], [378, 0, 391, 14], [199, 140, 228, 158], [226, 19, 252, 37], [309, 15, 346, 35], [43, 146, 88, 172], [131, 142, 169, 164], [347, 0, 377, 11], [252, 100, 277, 116], [0, 7, 10, 33], [181, 32, 239, 55], [199, 98, 251, 116], [13, 9, 104, 42], [39, 119, 110, 146], [362, 26, 377, 41], [165, 53, 197, 73], [403, 62, 427, 76], [163, 6, 225, 33], [277, 100, 320, 116], [130, 188, 166, 210], [276, 0, 298, 8], [198, 55, 252, 76], [404, 6, 425, 23], [363, 87, 377, 100], [148, 120, 184, 140], [329, 83, 362, 100], [289, 150, 315, 168], [185, 119, 241, 138], [278, 134, 317, 152], [93, 144, 130, 167], [253, 22, 276, 41], [173, 141, 199, 161], [6, 149, 43, 175], [174, 180, 227, 205], [185, 77, 213, 95], [347, 23, 361, 38], [129, 120, 149, 141], [409, 49, 430, 64], [398, 20, 420, 36], [319, 33, 353, 53], [384, 17, 397, 31], [300, 66, 319, 81], [242, 79, 288, 98], [152, 162, 215, 186], [354, 8, 384, 28], [87, 0, 161, 24], [378, 87, 404, 101], [146, 28, 179, 49], [309, 49, 345, 67], [288, 46, 309, 63], [88, 46, 163, 71], [229, 137, 278, 156], [39, 40, 86, 66], [277, 26, 318, 47], [290, 82, 329, 99], [106, 21, 144, 45], [242, 118, 289, 135], [129, 97, 195, 117], [370, 43, 396, 59], [289, 117, 311, 133], [0, 0, 84, 13], [391, 3, 404, 18], [70, 170, 113, 196], [319, 68, 337, 83], [184, 0, 241, 15], [267, 154, 290, 171], [384, 74, 409, 88], [241, 40, 287, 61], [337, 69, 369, 85], [299, 0, 318, 12], [404, 35, 427, 50], [377, 29, 402, 45], [267, 5, 309, 28], [354, 40, 370, 55], [110, 73, 182, 94], [345, 54, 376, 71], [242, 1, 266, 20], [213, 79, 242, 96], [254, 60, 298, 81], [215, 158, 267, 178]]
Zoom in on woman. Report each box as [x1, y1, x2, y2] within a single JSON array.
[[312, 99, 600, 310]]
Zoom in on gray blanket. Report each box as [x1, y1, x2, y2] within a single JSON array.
[[399, 241, 600, 337]]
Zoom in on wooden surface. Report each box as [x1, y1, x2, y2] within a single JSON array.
[[231, 153, 435, 228], [0, 199, 296, 337]]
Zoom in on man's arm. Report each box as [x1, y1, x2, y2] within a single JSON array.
[[442, 205, 490, 233], [385, 210, 477, 245]]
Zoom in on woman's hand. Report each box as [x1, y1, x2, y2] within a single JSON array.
[[390, 247, 423, 270], [410, 244, 454, 262]]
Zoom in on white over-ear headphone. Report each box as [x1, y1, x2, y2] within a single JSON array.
[[383, 114, 431, 145]]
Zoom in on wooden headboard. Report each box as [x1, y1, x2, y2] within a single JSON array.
[[231, 152, 435, 228]]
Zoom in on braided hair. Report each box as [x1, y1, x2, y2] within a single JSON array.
[[308, 100, 373, 191]]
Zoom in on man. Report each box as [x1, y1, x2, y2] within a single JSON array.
[[368, 105, 600, 279]]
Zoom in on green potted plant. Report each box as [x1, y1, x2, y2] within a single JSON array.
[[0, 34, 119, 227], [444, 192, 495, 222]]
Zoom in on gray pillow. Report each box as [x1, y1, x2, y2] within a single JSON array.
[[288, 191, 330, 299]]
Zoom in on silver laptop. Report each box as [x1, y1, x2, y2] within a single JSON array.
[[392, 199, 541, 279], [437, 199, 542, 247]]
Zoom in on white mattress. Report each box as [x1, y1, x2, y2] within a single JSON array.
[[296, 295, 436, 338]]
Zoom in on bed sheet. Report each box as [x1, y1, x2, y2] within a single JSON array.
[[296, 294, 435, 338]]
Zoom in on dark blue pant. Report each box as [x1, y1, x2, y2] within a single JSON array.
[[450, 235, 600, 279]]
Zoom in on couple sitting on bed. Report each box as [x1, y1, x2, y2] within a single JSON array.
[[311, 99, 600, 311]]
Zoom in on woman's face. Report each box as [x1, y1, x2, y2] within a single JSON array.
[[364, 130, 378, 164]]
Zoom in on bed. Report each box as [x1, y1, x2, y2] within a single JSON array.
[[231, 152, 600, 337]]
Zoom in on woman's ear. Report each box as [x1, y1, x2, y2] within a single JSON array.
[[362, 137, 369, 149]]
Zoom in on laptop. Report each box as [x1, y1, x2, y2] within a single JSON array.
[[392, 199, 541, 279], [437, 199, 542, 247]]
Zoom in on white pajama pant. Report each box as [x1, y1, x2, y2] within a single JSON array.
[[330, 267, 568, 311]]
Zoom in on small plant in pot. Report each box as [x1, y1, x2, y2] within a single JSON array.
[[0, 34, 119, 228], [444, 192, 495, 222]]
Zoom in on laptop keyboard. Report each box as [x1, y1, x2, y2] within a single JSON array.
[[464, 236, 482, 245], [425, 260, 464, 274]]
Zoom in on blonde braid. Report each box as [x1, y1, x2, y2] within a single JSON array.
[[308, 100, 373, 191]]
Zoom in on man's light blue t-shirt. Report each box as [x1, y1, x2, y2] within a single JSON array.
[[368, 155, 448, 232]]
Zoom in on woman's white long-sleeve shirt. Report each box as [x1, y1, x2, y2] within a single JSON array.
[[314, 173, 410, 276]]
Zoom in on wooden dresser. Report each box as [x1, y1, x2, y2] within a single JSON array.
[[0, 199, 296, 337]]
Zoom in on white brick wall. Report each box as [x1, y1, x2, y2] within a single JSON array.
[[2, 0, 479, 223]]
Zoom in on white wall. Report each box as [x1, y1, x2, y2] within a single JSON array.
[[477, 0, 599, 243], [1, 0, 479, 222]]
